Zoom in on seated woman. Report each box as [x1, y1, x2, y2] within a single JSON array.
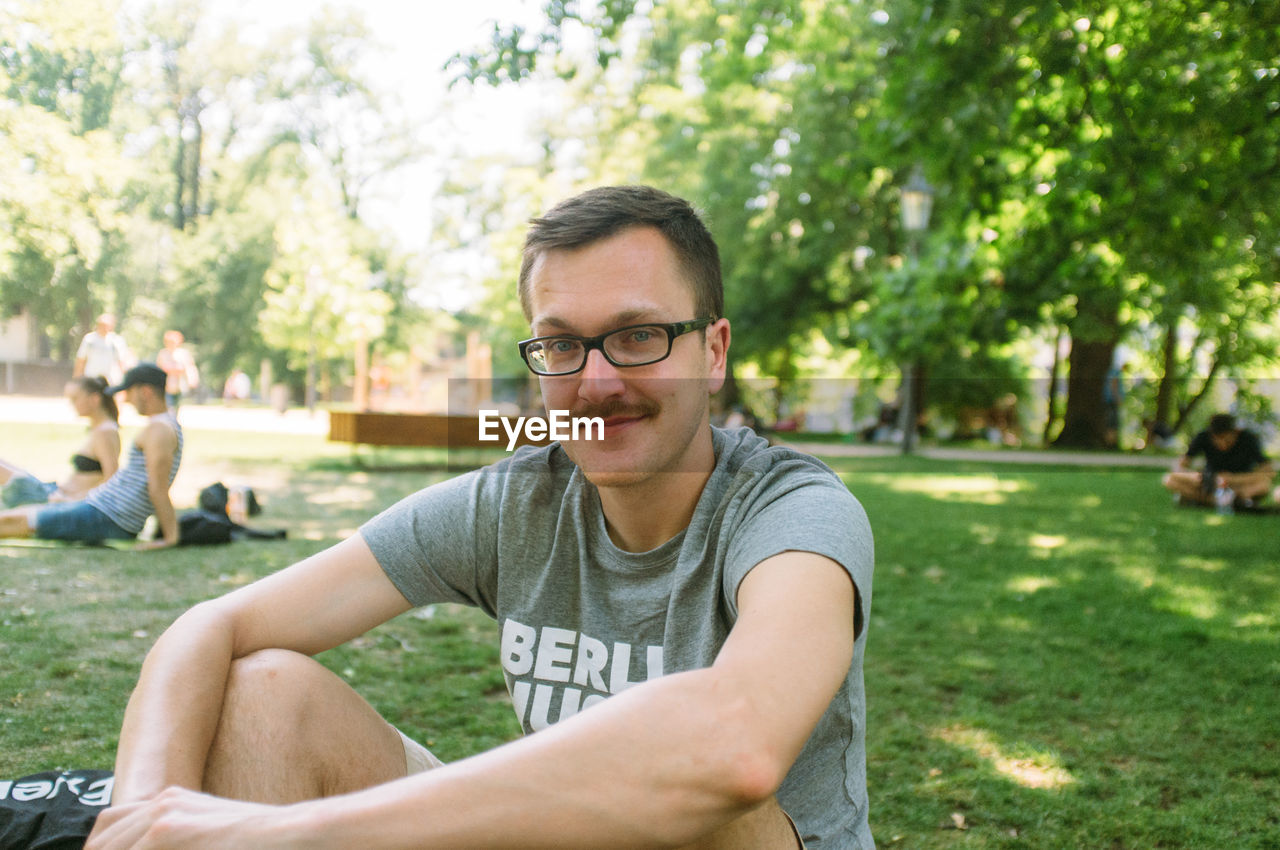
[[0, 376, 122, 507]]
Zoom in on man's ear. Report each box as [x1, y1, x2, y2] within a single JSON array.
[[706, 318, 731, 394]]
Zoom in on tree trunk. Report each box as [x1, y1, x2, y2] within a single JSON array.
[[187, 115, 202, 228], [1053, 335, 1117, 449], [1042, 325, 1064, 445], [1149, 316, 1179, 442], [172, 131, 187, 230]]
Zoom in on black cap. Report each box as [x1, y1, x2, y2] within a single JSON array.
[[109, 362, 167, 395]]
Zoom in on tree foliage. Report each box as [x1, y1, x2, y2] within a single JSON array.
[[454, 0, 1280, 445], [0, 0, 426, 395]]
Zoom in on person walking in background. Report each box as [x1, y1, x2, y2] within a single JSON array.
[[156, 330, 199, 411], [0, 364, 183, 548], [1162, 413, 1275, 509], [0, 376, 122, 507], [73, 313, 132, 384]]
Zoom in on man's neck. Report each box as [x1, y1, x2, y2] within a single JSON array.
[[595, 435, 717, 553]]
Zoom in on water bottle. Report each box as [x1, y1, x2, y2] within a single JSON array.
[[1214, 485, 1235, 515]]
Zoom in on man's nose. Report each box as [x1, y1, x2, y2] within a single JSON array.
[[576, 348, 625, 402]]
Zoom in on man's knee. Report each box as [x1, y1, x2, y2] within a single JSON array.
[[208, 648, 407, 801], [226, 649, 318, 703]]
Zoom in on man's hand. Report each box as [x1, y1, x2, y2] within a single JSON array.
[[87, 787, 285, 850]]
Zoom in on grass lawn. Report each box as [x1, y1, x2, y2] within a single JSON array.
[[2, 422, 1277, 848]]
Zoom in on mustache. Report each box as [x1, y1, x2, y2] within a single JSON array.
[[570, 399, 661, 421]]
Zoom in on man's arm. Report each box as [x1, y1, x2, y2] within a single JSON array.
[[148, 550, 854, 848], [92, 551, 856, 848], [135, 423, 179, 550], [110, 535, 414, 802]]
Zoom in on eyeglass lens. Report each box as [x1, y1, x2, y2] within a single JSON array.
[[527, 325, 671, 374]]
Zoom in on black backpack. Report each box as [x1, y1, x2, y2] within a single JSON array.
[[178, 509, 235, 545]]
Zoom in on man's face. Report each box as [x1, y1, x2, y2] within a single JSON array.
[[1211, 431, 1238, 452], [122, 384, 157, 411], [526, 226, 728, 487]]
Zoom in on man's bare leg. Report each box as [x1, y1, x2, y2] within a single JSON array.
[[1218, 471, 1276, 501], [205, 649, 802, 846], [679, 798, 803, 849], [1162, 471, 1208, 504], [201, 649, 409, 803]]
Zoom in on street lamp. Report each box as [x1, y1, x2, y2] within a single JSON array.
[[898, 166, 934, 455], [304, 265, 322, 414]]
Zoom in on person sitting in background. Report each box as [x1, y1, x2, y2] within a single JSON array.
[[0, 376, 121, 507], [0, 364, 183, 548], [1162, 413, 1275, 509]]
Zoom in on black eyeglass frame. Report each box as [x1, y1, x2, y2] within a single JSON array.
[[518, 317, 716, 376]]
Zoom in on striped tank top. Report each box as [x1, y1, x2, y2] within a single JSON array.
[[86, 411, 183, 534]]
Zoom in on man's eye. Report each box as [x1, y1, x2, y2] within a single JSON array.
[[618, 328, 660, 346], [549, 339, 579, 353]]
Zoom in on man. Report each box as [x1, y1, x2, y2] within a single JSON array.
[[1163, 412, 1274, 508], [87, 186, 874, 848], [74, 313, 132, 384], [0, 363, 183, 549]]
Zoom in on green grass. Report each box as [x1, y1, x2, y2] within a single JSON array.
[[2, 425, 1277, 848]]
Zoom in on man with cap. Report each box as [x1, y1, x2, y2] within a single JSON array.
[[0, 363, 183, 549]]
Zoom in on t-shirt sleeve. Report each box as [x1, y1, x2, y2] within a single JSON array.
[[722, 463, 873, 639], [75, 334, 91, 359], [1185, 432, 1207, 459], [359, 469, 501, 615], [1245, 432, 1268, 466]]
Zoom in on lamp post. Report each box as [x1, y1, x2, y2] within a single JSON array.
[[304, 265, 322, 415], [898, 167, 934, 455]]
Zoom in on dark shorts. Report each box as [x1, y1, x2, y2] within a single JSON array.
[[34, 502, 136, 543]]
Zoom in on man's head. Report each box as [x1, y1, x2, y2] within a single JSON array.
[[110, 363, 168, 414], [518, 185, 723, 323], [163, 330, 184, 349], [95, 313, 116, 335], [1208, 413, 1240, 452], [519, 186, 730, 487]]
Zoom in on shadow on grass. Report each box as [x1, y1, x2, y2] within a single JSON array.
[[836, 458, 1280, 849]]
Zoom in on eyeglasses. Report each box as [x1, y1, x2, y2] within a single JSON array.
[[518, 317, 715, 376]]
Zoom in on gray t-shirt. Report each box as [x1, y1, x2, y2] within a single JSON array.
[[361, 426, 874, 848]]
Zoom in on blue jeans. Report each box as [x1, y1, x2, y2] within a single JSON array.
[[34, 501, 136, 543]]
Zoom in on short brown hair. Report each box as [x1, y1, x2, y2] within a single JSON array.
[[517, 185, 722, 321], [1208, 413, 1237, 435]]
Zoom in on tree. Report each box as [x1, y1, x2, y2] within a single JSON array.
[[260, 189, 392, 407], [455, 0, 1280, 446], [0, 0, 131, 357]]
